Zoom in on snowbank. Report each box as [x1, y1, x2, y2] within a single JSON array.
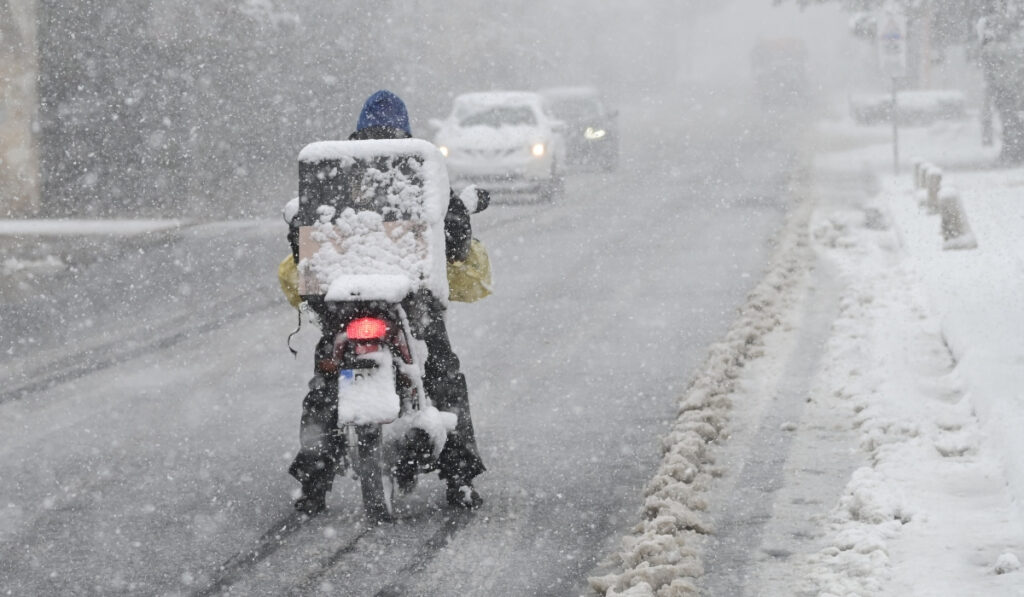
[[849, 90, 967, 126]]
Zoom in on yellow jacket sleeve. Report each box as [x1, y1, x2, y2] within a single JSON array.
[[278, 255, 302, 309]]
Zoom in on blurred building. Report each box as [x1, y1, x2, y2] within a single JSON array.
[[0, 0, 39, 216]]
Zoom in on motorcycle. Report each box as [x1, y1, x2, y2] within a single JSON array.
[[290, 138, 481, 522]]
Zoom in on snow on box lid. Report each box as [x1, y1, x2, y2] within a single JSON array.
[[297, 138, 449, 223], [295, 138, 450, 301]]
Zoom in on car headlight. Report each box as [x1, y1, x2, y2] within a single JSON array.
[[438, 145, 450, 158], [531, 143, 545, 157], [584, 127, 606, 140]]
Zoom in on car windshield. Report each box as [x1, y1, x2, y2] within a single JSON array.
[[548, 98, 601, 121], [458, 106, 537, 128]]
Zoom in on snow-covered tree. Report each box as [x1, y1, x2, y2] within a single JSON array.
[[976, 2, 1024, 162], [0, 0, 39, 216], [782, 0, 1024, 163]]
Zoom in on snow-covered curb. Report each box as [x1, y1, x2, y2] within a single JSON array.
[[587, 174, 813, 597], [0, 219, 189, 236]]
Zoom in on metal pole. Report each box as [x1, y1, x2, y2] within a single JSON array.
[[982, 83, 994, 146], [892, 76, 900, 177]]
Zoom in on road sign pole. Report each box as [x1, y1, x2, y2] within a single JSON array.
[[892, 76, 899, 176], [878, 5, 906, 178]]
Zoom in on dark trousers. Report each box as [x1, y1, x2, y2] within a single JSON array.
[[289, 308, 485, 495]]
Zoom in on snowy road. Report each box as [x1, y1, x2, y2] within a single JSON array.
[[0, 109, 798, 595]]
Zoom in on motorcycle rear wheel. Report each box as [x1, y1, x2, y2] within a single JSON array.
[[355, 425, 394, 523]]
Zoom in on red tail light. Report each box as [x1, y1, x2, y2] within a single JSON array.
[[347, 317, 388, 340]]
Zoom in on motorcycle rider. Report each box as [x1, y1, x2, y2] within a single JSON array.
[[286, 90, 486, 515]]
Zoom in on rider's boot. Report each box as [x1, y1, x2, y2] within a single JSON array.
[[290, 452, 332, 516], [395, 428, 433, 495], [445, 479, 483, 509], [426, 372, 485, 509], [294, 487, 327, 516], [289, 380, 344, 516]]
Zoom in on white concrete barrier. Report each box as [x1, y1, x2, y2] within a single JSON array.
[[938, 186, 978, 250], [912, 158, 925, 189]]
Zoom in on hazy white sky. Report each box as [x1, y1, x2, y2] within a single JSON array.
[[686, 1, 861, 91]]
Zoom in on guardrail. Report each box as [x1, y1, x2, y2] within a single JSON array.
[[912, 159, 978, 250]]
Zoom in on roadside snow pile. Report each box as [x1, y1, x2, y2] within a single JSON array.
[[800, 175, 1024, 596], [814, 117, 999, 170], [587, 185, 812, 597], [848, 90, 966, 126]]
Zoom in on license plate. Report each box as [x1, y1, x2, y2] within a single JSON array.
[[337, 367, 400, 424]]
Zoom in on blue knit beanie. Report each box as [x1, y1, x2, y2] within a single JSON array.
[[357, 90, 412, 135]]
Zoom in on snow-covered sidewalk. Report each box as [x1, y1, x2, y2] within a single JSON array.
[[799, 128, 1024, 595], [588, 118, 1024, 596], [888, 166, 1024, 517]]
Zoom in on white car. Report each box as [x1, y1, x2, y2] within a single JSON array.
[[432, 91, 567, 201]]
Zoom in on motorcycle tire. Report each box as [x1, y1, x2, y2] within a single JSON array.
[[355, 424, 393, 523]]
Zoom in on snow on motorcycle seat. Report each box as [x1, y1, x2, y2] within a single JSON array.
[[294, 139, 450, 303]]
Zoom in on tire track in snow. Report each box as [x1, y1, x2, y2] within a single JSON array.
[[699, 257, 840, 595], [369, 511, 475, 597], [192, 508, 386, 597], [192, 510, 323, 597], [291, 510, 475, 597], [191, 507, 475, 596]]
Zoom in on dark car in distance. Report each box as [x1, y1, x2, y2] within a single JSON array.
[[540, 87, 619, 172]]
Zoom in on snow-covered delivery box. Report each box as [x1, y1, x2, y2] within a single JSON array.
[[294, 139, 450, 302]]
